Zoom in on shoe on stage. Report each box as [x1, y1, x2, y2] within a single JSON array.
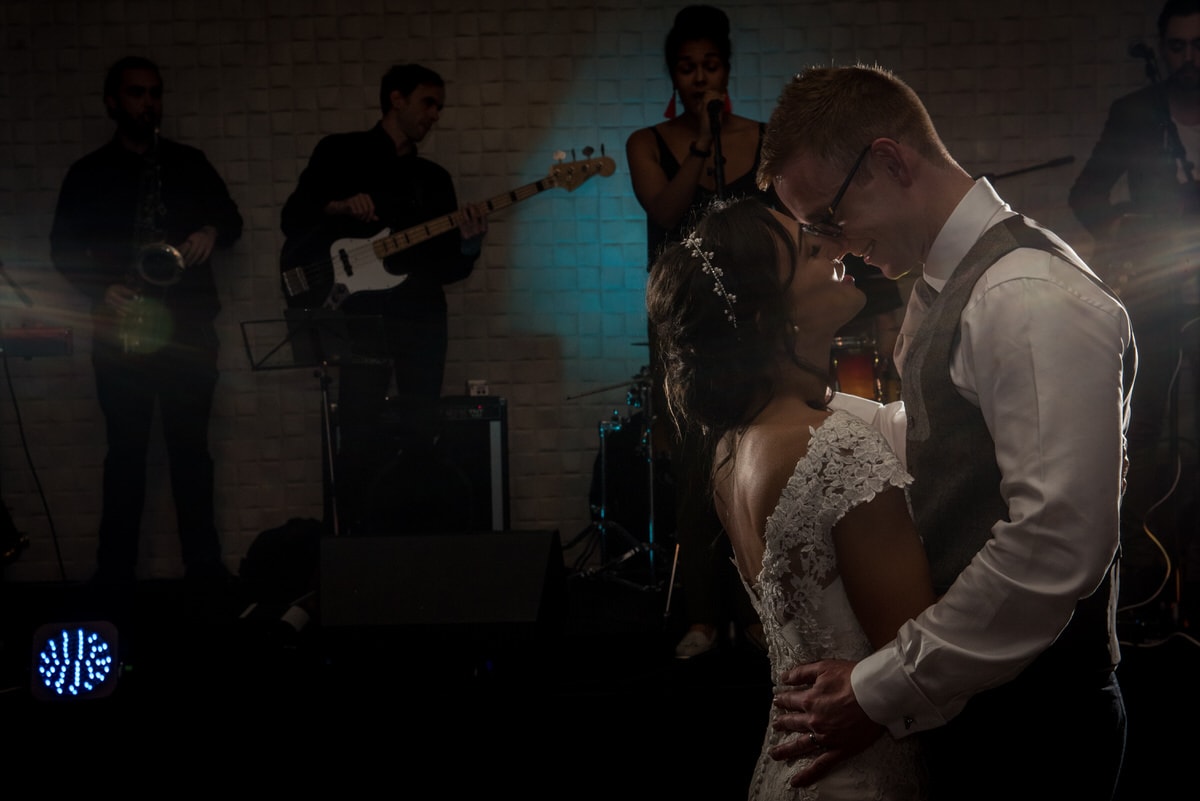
[[674, 626, 717, 659]]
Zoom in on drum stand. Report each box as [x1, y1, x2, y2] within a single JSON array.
[[564, 368, 662, 590]]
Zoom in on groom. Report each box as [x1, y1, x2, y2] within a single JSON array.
[[756, 65, 1133, 800]]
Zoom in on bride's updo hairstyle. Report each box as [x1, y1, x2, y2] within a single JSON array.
[[647, 197, 799, 439]]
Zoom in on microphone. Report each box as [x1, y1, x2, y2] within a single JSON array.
[[1128, 41, 1155, 61], [1128, 40, 1160, 83], [707, 97, 724, 131]]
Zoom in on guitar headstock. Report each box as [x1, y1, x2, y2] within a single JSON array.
[[549, 146, 617, 192]]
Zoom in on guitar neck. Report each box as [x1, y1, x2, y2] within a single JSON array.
[[373, 176, 556, 259]]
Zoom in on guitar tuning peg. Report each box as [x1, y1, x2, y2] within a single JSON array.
[[600, 143, 606, 156], [553, 150, 566, 163], [583, 146, 595, 158]]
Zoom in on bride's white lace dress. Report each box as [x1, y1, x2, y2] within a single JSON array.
[[743, 410, 926, 800]]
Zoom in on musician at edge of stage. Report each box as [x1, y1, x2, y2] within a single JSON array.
[[1068, 0, 1200, 568], [1069, 0, 1200, 282], [50, 56, 243, 584], [280, 63, 487, 532]]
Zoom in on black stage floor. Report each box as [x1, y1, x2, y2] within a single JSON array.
[[1, 548, 1196, 797]]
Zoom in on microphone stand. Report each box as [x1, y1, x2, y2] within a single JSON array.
[[708, 100, 726, 199], [1130, 42, 1193, 587], [972, 155, 1075, 184], [1130, 42, 1197, 190]]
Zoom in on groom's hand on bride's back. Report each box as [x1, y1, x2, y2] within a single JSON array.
[[769, 659, 884, 786]]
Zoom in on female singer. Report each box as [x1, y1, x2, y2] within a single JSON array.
[[626, 5, 772, 659]]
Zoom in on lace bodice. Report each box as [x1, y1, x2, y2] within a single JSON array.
[[742, 410, 926, 800]]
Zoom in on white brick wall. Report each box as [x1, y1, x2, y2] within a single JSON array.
[[0, 0, 1162, 580]]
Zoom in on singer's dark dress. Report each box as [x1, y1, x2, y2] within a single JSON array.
[[643, 123, 767, 267], [638, 122, 771, 645]]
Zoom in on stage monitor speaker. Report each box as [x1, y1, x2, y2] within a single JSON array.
[[319, 530, 565, 634]]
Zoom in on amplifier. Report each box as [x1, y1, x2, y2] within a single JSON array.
[[435, 396, 509, 531], [357, 395, 510, 534]]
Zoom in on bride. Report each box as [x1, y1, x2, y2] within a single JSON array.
[[646, 197, 934, 799]]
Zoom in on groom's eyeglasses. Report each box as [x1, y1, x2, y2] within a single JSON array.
[[799, 145, 871, 240]]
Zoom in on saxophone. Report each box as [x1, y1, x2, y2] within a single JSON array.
[[121, 128, 185, 354]]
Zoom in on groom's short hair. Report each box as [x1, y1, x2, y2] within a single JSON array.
[[757, 64, 953, 191]]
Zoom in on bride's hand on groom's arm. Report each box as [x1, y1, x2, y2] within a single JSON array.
[[768, 659, 884, 787]]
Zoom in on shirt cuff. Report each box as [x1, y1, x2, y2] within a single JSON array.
[[830, 393, 908, 469], [829, 391, 882, 418], [851, 641, 948, 738]]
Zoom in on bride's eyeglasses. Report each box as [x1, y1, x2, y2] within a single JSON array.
[[799, 145, 871, 240]]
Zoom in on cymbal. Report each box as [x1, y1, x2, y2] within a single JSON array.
[[565, 379, 631, 400], [565, 367, 652, 401]]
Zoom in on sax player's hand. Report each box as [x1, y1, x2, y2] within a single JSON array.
[[105, 284, 140, 316], [179, 225, 218, 267]]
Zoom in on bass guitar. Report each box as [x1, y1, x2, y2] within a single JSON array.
[[280, 153, 616, 309]]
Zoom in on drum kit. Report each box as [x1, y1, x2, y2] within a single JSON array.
[[565, 335, 895, 595], [564, 362, 674, 590], [830, 335, 896, 402]]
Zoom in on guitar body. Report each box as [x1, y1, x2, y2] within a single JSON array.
[[1092, 212, 1200, 308], [280, 227, 411, 310]]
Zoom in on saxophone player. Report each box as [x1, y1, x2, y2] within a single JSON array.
[[50, 56, 242, 584]]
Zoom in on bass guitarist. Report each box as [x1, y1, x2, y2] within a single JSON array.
[[281, 63, 487, 534], [282, 62, 488, 403]]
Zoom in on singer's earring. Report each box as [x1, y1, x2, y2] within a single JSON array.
[[664, 93, 678, 119]]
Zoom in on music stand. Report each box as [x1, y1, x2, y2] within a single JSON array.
[[240, 310, 388, 538]]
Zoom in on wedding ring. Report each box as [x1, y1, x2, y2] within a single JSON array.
[[808, 732, 817, 745]]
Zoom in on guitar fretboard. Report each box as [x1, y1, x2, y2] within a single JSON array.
[[373, 178, 555, 258]]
